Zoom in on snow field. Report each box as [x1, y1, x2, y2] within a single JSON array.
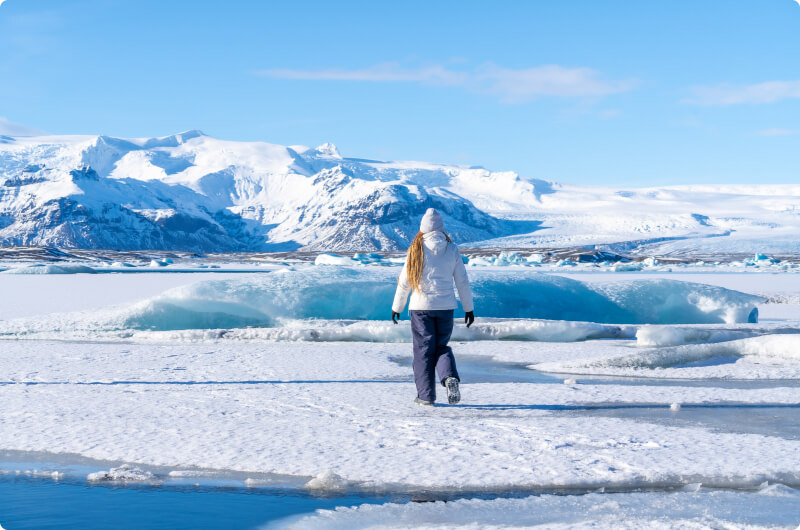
[[5, 338, 800, 384], [2, 342, 800, 492], [2, 376, 800, 491], [279, 487, 800, 529]]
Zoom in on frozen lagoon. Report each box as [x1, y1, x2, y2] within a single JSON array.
[[1, 263, 800, 528]]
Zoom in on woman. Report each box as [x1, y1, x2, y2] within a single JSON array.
[[391, 208, 475, 406]]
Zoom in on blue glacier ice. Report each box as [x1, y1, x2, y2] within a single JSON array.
[[106, 269, 762, 331]]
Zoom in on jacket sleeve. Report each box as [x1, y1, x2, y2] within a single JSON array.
[[392, 262, 412, 313], [452, 248, 474, 312]]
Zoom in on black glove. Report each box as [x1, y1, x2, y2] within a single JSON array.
[[464, 311, 474, 328], [392, 311, 400, 324]]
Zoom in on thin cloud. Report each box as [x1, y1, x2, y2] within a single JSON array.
[[756, 128, 798, 136], [684, 80, 800, 105], [256, 62, 637, 103], [0, 117, 46, 136], [475, 64, 637, 102], [262, 63, 467, 86]]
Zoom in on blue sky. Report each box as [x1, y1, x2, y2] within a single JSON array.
[[1, 0, 799, 185]]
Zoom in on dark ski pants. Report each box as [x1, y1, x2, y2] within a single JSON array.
[[410, 309, 460, 402]]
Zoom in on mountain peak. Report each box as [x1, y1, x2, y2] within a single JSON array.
[[314, 143, 341, 158], [176, 130, 207, 141]]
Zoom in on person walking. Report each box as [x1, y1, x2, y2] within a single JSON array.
[[391, 208, 475, 406]]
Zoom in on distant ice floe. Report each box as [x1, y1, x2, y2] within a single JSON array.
[[314, 253, 404, 266], [313, 250, 799, 272], [1, 263, 96, 274], [1, 250, 797, 275], [86, 464, 155, 482]]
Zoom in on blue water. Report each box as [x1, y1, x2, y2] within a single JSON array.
[[0, 476, 394, 529]]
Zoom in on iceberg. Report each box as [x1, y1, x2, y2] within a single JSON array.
[[0, 269, 763, 335]]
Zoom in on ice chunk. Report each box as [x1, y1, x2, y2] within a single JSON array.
[[467, 251, 546, 267], [636, 325, 755, 347], [592, 279, 762, 324], [613, 262, 643, 272], [314, 253, 400, 266], [303, 469, 349, 491], [86, 464, 155, 482], [314, 253, 354, 266], [759, 483, 799, 496], [537, 334, 800, 375]]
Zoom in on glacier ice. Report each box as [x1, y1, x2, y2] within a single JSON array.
[[0, 269, 763, 336], [469, 273, 761, 324]]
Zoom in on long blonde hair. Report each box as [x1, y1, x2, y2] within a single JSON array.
[[406, 231, 451, 292]]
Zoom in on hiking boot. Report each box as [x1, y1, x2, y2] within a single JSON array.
[[444, 377, 460, 404], [414, 397, 434, 406]]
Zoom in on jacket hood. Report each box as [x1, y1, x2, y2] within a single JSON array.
[[423, 231, 448, 255]]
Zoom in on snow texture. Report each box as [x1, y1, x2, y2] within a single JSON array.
[[281, 488, 800, 529]]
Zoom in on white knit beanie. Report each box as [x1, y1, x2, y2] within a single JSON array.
[[419, 208, 444, 233]]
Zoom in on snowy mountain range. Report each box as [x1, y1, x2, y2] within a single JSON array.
[[1, 130, 799, 254]]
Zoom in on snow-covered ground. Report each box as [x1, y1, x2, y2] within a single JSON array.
[[1, 262, 799, 528], [281, 487, 800, 529]]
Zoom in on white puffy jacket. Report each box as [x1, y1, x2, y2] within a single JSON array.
[[392, 232, 474, 313]]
